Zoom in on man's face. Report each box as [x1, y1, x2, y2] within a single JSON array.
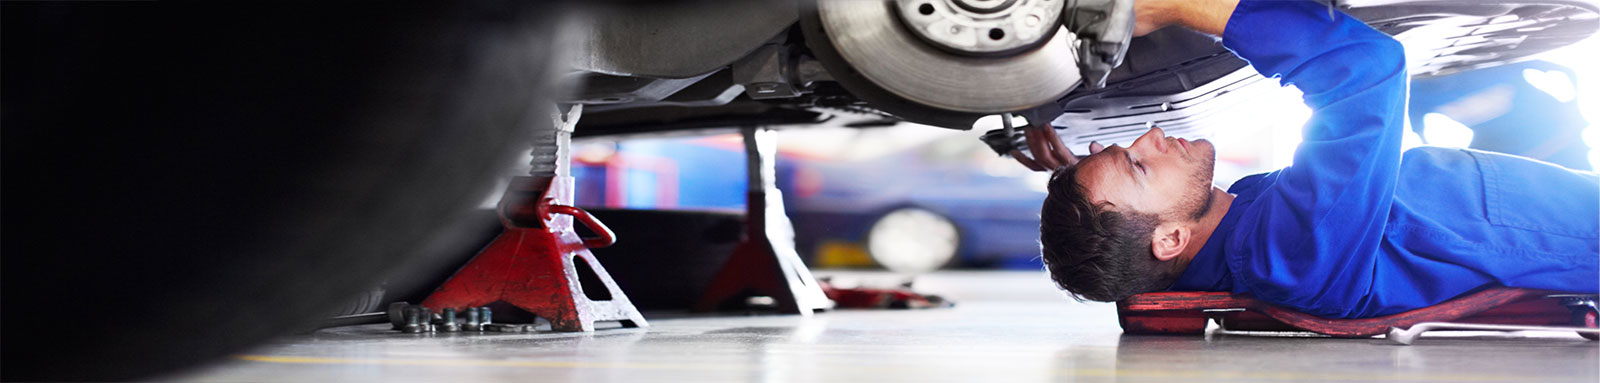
[[1075, 127, 1218, 221]]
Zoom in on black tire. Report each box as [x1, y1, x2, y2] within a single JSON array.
[[2, 2, 567, 380], [329, 285, 391, 318]]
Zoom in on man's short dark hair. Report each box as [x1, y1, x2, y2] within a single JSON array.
[[1039, 165, 1174, 302]]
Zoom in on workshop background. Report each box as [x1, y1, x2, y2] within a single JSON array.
[[5, 0, 1599, 381]]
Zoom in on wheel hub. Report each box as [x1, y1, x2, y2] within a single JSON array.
[[815, 0, 1080, 114], [895, 0, 1064, 57]]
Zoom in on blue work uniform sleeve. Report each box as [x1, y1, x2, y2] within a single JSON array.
[[1221, 0, 1409, 317]]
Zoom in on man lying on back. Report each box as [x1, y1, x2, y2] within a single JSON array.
[[1019, 0, 1599, 318]]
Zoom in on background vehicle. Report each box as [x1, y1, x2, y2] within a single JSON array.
[[779, 128, 1048, 273], [569, 126, 1052, 273]]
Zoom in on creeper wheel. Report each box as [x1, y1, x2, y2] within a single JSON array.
[[1563, 297, 1598, 341]]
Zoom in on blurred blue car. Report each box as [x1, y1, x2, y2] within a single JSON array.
[[776, 128, 1048, 272], [570, 126, 1050, 272]]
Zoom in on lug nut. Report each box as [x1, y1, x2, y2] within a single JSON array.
[[388, 302, 410, 331], [465, 307, 482, 331], [479, 307, 493, 326], [418, 306, 437, 332], [427, 307, 441, 324], [441, 308, 460, 332], [401, 307, 423, 333]]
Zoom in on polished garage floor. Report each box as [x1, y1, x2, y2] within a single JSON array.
[[174, 271, 1598, 382]]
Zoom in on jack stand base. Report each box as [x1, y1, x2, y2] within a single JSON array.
[[423, 176, 647, 332]]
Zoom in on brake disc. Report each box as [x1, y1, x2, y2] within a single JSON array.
[[814, 0, 1081, 114]]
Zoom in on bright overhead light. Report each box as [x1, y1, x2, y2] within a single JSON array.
[[1523, 68, 1577, 103], [1422, 113, 1475, 149]]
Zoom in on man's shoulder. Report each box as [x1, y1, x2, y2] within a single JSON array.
[[1225, 170, 1280, 197]]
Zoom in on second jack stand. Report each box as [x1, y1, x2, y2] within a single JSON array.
[[693, 127, 834, 314]]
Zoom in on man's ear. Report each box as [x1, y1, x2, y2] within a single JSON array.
[[1150, 223, 1190, 262]]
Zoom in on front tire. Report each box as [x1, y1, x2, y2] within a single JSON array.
[[2, 2, 569, 380]]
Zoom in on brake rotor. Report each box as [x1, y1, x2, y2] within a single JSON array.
[[814, 0, 1081, 114]]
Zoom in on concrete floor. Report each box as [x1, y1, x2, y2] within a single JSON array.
[[174, 271, 1598, 382]]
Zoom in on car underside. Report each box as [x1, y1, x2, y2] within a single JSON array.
[[571, 0, 1599, 156]]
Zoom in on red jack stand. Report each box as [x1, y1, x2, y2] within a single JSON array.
[[423, 176, 647, 331], [693, 127, 834, 314], [422, 105, 646, 332]]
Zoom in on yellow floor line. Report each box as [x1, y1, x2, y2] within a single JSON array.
[[235, 355, 749, 372]]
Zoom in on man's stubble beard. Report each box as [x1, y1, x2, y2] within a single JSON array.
[[1177, 146, 1217, 221]]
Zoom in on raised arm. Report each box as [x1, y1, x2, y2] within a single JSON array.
[[1218, 0, 1409, 317], [1132, 0, 1237, 36], [1008, 0, 1241, 171]]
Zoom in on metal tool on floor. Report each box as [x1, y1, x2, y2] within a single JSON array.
[[421, 107, 647, 332], [693, 127, 834, 314], [389, 303, 500, 333], [388, 302, 410, 331], [1387, 322, 1600, 345], [399, 305, 430, 333], [1117, 287, 1598, 339], [817, 278, 954, 310]]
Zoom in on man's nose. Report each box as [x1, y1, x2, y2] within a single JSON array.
[[1131, 127, 1167, 153]]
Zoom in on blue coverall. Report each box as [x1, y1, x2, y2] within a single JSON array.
[[1167, 0, 1600, 319]]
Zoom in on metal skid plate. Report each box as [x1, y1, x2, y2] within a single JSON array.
[[982, 50, 1265, 155], [814, 0, 1081, 114], [981, 0, 1599, 156], [1346, 0, 1600, 78]]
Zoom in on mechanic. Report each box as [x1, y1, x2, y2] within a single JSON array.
[[1022, 0, 1600, 318]]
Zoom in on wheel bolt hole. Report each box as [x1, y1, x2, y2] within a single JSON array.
[[988, 28, 1005, 40], [919, 3, 934, 15]]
